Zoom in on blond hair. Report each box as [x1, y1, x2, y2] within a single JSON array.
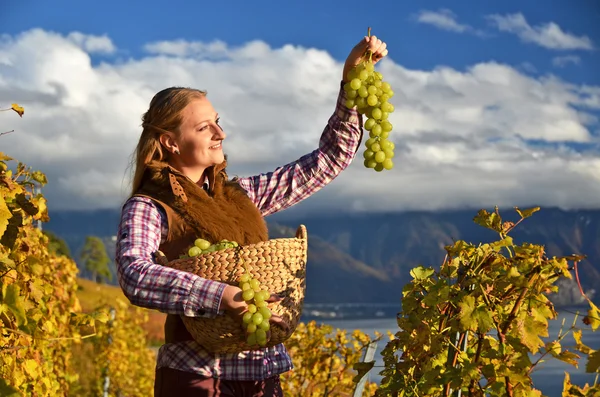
[[130, 87, 207, 195]]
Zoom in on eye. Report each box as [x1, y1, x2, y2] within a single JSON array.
[[215, 117, 221, 125]]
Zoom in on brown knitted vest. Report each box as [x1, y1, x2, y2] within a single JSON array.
[[134, 160, 269, 344]]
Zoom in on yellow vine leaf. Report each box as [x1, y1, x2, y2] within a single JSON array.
[[11, 103, 24, 117], [0, 190, 11, 238]]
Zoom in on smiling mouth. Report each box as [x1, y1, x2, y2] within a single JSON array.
[[209, 142, 222, 150]]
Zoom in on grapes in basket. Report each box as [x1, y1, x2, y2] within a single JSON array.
[[184, 238, 238, 258], [183, 237, 273, 347]]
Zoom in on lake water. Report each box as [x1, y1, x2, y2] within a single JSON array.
[[314, 309, 600, 397]]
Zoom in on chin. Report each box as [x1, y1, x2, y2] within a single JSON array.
[[213, 153, 226, 165]]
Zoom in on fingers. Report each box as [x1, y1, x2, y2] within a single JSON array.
[[368, 35, 388, 62], [270, 314, 290, 333], [266, 293, 283, 303]]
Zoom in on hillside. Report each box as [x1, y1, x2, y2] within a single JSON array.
[[76, 278, 166, 345], [49, 206, 600, 308]]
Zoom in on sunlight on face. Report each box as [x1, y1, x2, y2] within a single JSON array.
[[175, 97, 226, 173]]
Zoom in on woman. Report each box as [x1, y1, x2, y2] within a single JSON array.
[[115, 34, 389, 396]]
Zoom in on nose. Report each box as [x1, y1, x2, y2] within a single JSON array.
[[214, 123, 226, 140]]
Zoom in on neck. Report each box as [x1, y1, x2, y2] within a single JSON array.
[[169, 161, 207, 186]]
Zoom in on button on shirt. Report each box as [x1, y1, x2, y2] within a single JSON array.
[[115, 82, 363, 381]]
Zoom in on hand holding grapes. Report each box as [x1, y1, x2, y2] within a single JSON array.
[[343, 29, 396, 172], [220, 285, 290, 346], [343, 34, 388, 83]]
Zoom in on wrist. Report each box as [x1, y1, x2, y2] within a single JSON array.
[[220, 285, 246, 312]]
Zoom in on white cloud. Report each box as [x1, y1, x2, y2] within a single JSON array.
[[67, 31, 116, 54], [486, 13, 594, 51], [414, 9, 485, 36], [144, 39, 229, 58], [1, 29, 600, 215], [552, 55, 581, 68]]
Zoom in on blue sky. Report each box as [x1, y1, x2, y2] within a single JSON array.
[[1, 0, 600, 214], [3, 0, 599, 84]]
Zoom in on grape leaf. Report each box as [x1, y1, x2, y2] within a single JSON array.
[[491, 236, 513, 250], [3, 284, 28, 326], [352, 360, 376, 383], [0, 190, 12, 238], [15, 193, 38, 216], [0, 153, 14, 162], [572, 329, 592, 355], [473, 208, 503, 233], [28, 279, 45, 303], [587, 350, 600, 373], [32, 196, 49, 222], [526, 389, 543, 397], [11, 103, 24, 117], [583, 306, 600, 331], [23, 359, 39, 378], [0, 379, 20, 397], [92, 309, 112, 324], [515, 206, 540, 219], [516, 315, 546, 354], [555, 350, 580, 367], [410, 266, 434, 281], [472, 306, 494, 333], [458, 295, 476, 331], [31, 171, 47, 185]]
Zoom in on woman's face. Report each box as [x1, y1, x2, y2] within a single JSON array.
[[174, 97, 226, 171]]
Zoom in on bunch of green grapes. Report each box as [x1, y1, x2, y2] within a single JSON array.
[[186, 238, 238, 257], [238, 270, 273, 347], [343, 59, 396, 172]]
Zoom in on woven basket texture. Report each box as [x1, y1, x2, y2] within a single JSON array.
[[165, 224, 308, 353]]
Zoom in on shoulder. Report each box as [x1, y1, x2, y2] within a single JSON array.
[[121, 195, 166, 221]]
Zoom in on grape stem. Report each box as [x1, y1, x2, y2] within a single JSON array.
[[366, 27, 373, 63]]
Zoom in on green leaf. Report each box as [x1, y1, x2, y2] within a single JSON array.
[[0, 153, 14, 162], [557, 351, 581, 367], [409, 266, 434, 281], [491, 236, 513, 251], [472, 306, 494, 333], [92, 309, 111, 324], [31, 171, 47, 185], [515, 206, 540, 219], [473, 208, 503, 233], [587, 350, 600, 373], [2, 284, 27, 326], [0, 378, 20, 397], [458, 295, 476, 331]]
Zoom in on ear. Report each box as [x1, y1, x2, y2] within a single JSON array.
[[159, 132, 178, 154]]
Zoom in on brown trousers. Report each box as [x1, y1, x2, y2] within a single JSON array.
[[154, 367, 284, 397]]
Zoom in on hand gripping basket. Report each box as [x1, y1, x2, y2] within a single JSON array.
[[163, 225, 308, 354]]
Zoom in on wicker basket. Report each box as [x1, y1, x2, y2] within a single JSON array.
[[164, 225, 308, 354]]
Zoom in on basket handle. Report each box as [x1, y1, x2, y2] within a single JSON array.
[[295, 224, 307, 240]]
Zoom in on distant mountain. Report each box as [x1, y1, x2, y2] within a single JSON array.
[[44, 206, 600, 307], [272, 207, 600, 306]]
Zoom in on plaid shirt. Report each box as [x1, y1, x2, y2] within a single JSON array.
[[115, 82, 363, 381]]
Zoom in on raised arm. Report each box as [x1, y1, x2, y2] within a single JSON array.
[[237, 83, 363, 217], [236, 35, 388, 217]]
